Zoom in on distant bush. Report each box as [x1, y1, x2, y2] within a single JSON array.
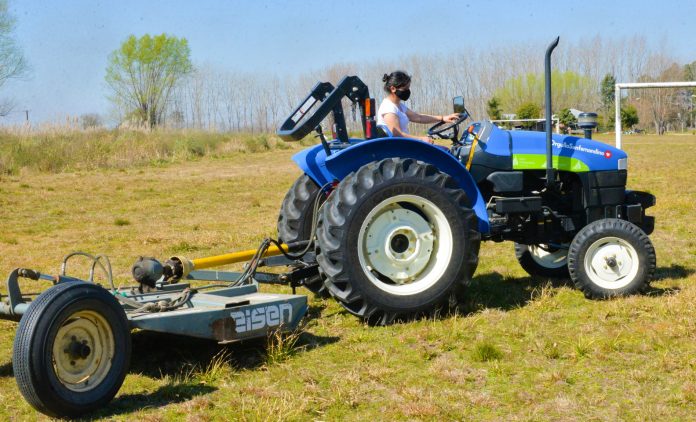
[[0, 129, 293, 175]]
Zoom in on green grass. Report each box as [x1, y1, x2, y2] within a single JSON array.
[[471, 341, 504, 362], [0, 133, 694, 420]]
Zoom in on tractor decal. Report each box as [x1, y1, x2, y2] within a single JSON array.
[[512, 153, 590, 172], [551, 139, 607, 157]]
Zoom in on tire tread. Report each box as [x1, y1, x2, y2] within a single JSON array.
[[316, 158, 480, 325]]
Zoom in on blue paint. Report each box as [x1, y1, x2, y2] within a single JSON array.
[[510, 131, 626, 171], [293, 137, 490, 233]]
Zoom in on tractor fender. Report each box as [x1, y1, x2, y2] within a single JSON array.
[[292, 138, 490, 233]]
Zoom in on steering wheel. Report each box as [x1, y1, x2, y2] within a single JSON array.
[[427, 112, 469, 141]]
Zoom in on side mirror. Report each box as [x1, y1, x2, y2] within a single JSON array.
[[453, 96, 465, 114]]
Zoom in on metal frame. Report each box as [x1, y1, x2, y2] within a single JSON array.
[[1, 248, 311, 343]]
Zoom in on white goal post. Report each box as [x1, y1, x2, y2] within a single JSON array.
[[615, 81, 696, 149]]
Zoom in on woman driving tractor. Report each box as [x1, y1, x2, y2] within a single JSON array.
[[376, 70, 460, 143]]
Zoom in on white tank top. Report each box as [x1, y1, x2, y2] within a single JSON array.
[[376, 98, 409, 135]]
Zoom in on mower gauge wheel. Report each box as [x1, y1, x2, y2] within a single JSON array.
[[13, 281, 131, 418]]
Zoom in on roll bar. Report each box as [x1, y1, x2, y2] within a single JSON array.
[[277, 76, 374, 143]]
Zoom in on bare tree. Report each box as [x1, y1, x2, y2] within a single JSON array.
[[635, 58, 682, 135], [80, 113, 103, 129], [159, 34, 691, 136], [0, 0, 28, 116]]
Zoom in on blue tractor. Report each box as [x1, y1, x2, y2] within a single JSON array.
[[276, 38, 656, 325]]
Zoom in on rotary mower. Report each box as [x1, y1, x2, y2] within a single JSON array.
[[1, 37, 656, 418]]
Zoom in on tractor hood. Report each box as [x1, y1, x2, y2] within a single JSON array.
[[509, 130, 626, 172]]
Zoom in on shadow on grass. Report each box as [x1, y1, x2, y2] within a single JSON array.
[[459, 271, 571, 313], [306, 301, 329, 320], [460, 265, 689, 312], [128, 327, 339, 379], [91, 383, 217, 420], [642, 264, 693, 297], [88, 326, 340, 418], [0, 360, 12, 378], [652, 264, 694, 282]]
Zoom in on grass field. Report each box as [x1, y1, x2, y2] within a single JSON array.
[[0, 133, 695, 420]]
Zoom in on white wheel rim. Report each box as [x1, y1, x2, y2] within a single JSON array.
[[583, 236, 639, 290], [52, 310, 115, 392], [357, 194, 453, 296], [529, 244, 568, 269]]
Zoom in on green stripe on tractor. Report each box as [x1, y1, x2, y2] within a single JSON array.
[[512, 154, 589, 172]]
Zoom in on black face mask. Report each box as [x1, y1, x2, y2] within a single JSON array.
[[395, 88, 411, 101]]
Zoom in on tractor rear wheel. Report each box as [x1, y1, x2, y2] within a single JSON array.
[[316, 158, 480, 325], [568, 218, 655, 298], [277, 174, 328, 296], [514, 243, 569, 278], [13, 281, 131, 418]]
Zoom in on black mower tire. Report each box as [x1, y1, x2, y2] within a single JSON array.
[[514, 243, 570, 278], [277, 174, 328, 297], [316, 158, 480, 325], [568, 218, 656, 299], [13, 281, 131, 418]]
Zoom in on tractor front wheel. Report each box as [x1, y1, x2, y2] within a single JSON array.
[[514, 243, 569, 278], [567, 218, 655, 298], [316, 158, 480, 325], [13, 281, 131, 418]]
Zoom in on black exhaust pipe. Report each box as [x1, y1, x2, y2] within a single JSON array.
[[545, 36, 559, 190]]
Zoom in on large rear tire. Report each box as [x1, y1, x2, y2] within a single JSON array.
[[13, 281, 131, 418], [277, 174, 328, 296], [316, 158, 480, 325], [568, 218, 655, 298]]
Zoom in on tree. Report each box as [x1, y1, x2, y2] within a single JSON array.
[[558, 108, 576, 134], [80, 113, 102, 129], [634, 60, 682, 135], [486, 96, 502, 120], [494, 71, 596, 116], [0, 0, 28, 116], [106, 34, 193, 128], [620, 105, 639, 130], [600, 74, 616, 110], [516, 102, 541, 129], [600, 73, 616, 129]]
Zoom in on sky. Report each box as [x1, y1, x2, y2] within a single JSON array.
[[2, 0, 695, 124]]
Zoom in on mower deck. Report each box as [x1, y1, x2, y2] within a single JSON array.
[[1, 266, 308, 344], [123, 281, 307, 343]]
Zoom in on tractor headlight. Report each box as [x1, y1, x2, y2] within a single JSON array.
[[618, 157, 628, 170]]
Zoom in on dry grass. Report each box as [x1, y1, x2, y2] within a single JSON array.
[[0, 128, 294, 175], [0, 133, 694, 420]]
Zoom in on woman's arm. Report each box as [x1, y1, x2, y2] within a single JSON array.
[[406, 109, 460, 124], [382, 113, 432, 143]]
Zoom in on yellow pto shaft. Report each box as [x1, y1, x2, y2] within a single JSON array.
[[162, 240, 309, 282], [191, 243, 291, 270]]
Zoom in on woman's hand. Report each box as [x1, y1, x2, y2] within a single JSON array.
[[442, 113, 461, 123], [420, 136, 435, 144]]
